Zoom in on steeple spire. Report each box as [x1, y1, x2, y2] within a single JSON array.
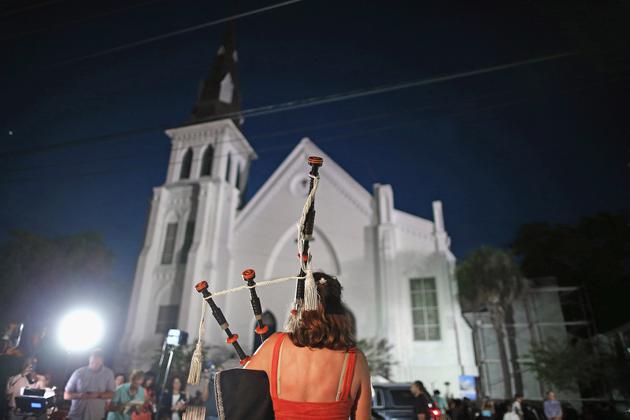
[[191, 22, 242, 124]]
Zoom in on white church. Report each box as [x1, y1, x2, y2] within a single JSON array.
[[121, 24, 477, 393]]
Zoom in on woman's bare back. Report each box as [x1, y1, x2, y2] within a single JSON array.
[[246, 333, 372, 419]]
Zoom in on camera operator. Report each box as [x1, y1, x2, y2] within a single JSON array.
[[1, 323, 24, 356], [5, 358, 38, 410]]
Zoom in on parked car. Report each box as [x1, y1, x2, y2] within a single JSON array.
[[371, 383, 441, 420]]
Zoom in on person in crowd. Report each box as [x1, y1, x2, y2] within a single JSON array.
[[1, 323, 23, 356], [245, 272, 371, 420], [140, 371, 157, 418], [5, 357, 37, 412], [410, 380, 430, 420], [33, 372, 51, 390], [543, 391, 562, 420], [108, 373, 126, 414], [115, 374, 126, 390], [107, 370, 145, 420], [512, 394, 524, 420], [480, 397, 495, 419], [64, 349, 116, 420], [142, 372, 156, 403], [503, 402, 520, 420], [159, 376, 186, 420], [449, 398, 464, 420], [433, 390, 448, 415], [461, 397, 475, 420]]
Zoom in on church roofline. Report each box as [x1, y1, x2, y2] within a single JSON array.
[[235, 138, 446, 243], [392, 208, 435, 235], [235, 138, 373, 231]]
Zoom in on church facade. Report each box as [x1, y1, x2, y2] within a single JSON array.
[[121, 26, 477, 393]]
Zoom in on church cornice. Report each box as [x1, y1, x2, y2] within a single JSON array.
[[165, 119, 256, 158]]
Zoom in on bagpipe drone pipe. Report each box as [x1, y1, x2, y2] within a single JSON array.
[[184, 156, 324, 420]]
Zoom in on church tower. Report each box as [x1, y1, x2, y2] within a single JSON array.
[[121, 24, 256, 367]]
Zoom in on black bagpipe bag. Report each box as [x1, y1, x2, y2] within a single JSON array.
[[215, 369, 275, 420]]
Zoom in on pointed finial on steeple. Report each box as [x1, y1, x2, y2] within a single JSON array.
[[191, 21, 242, 125]]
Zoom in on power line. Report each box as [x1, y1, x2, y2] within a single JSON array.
[[0, 52, 578, 159], [53, 0, 304, 66], [4, 71, 629, 185], [233, 52, 577, 120], [0, 103, 447, 174], [0, 108, 413, 173]]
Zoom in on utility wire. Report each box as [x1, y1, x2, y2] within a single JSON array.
[[231, 52, 577, 120], [1, 52, 577, 159], [3, 70, 629, 185], [2, 105, 436, 173], [53, 0, 303, 66]]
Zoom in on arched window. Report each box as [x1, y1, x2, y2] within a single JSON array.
[[235, 163, 242, 190], [252, 311, 277, 352], [200, 145, 214, 177], [225, 152, 232, 183], [180, 148, 193, 180]]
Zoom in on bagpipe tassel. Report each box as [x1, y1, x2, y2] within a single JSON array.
[[183, 405, 206, 420], [303, 269, 318, 311], [187, 302, 206, 385], [285, 302, 301, 333]]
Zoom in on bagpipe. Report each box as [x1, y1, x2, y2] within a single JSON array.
[[183, 156, 324, 420]]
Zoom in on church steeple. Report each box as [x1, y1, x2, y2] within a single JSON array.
[[191, 22, 241, 124]]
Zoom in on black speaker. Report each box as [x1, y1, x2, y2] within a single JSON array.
[[215, 369, 274, 420]]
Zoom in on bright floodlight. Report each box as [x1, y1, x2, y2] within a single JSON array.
[[58, 309, 104, 352]]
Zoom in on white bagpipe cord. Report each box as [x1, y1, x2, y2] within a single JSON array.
[[297, 174, 320, 312], [187, 301, 206, 385], [204, 275, 306, 297]]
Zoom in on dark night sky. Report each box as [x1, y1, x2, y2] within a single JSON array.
[[1, 0, 628, 285]]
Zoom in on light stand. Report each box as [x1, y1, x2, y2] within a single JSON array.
[[156, 329, 188, 406]]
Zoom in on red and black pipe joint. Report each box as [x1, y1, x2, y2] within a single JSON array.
[[242, 269, 269, 339], [195, 280, 250, 365]]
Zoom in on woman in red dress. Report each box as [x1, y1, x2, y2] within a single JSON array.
[[246, 272, 372, 420]]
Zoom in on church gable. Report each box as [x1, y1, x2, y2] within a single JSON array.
[[235, 138, 373, 234]]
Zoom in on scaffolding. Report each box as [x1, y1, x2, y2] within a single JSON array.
[[463, 277, 594, 401]]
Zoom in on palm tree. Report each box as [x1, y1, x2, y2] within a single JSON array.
[[457, 246, 526, 398]]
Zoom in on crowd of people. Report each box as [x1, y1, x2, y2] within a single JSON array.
[[62, 349, 211, 420], [1, 347, 215, 420], [409, 380, 567, 420]]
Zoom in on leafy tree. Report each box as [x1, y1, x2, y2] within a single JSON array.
[[357, 338, 396, 380], [526, 338, 600, 393], [0, 230, 116, 328], [512, 213, 630, 331], [525, 337, 630, 398], [457, 246, 527, 398]]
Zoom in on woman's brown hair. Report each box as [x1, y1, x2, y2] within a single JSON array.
[[287, 272, 356, 350], [129, 369, 144, 383]]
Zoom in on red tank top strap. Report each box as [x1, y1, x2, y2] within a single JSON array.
[[339, 348, 357, 401], [270, 332, 287, 398]]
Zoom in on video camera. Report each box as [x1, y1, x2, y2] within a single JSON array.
[[15, 387, 56, 417]]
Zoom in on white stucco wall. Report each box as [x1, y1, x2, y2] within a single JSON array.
[[121, 129, 477, 395]]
